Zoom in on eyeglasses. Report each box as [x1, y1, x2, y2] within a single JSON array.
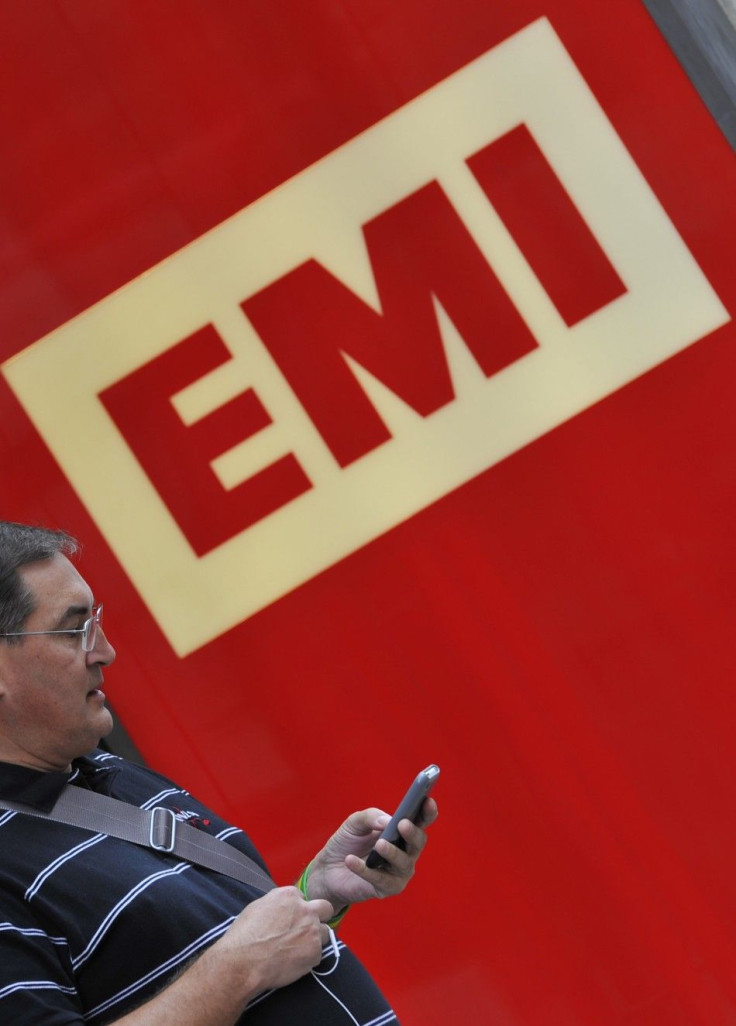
[[0, 604, 104, 652]]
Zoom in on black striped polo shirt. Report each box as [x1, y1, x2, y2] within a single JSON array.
[[0, 750, 398, 1025]]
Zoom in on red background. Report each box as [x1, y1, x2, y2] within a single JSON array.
[[1, 2, 735, 1022]]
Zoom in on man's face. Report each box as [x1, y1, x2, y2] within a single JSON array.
[[0, 552, 116, 771]]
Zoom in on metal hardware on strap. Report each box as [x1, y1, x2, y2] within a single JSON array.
[[149, 806, 177, 852]]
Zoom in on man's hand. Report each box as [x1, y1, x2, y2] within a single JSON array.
[[220, 886, 334, 995], [304, 798, 438, 912]]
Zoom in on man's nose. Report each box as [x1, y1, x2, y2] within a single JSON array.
[[86, 628, 116, 667]]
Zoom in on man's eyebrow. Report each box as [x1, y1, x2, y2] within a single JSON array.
[[54, 604, 92, 628]]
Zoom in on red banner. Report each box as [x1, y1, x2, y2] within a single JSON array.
[[2, 2, 735, 1021]]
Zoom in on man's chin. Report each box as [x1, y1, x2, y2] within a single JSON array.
[[87, 704, 115, 746]]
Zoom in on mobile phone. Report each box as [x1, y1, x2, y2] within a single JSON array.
[[365, 764, 440, 870]]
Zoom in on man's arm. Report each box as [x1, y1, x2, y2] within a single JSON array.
[[111, 887, 333, 1026]]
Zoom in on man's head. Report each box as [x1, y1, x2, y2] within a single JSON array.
[[0, 522, 116, 771]]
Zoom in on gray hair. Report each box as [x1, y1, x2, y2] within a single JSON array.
[[0, 522, 80, 641]]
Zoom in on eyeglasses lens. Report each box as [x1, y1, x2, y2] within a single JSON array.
[[83, 606, 103, 652]]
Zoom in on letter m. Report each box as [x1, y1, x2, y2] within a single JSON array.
[[242, 181, 538, 467]]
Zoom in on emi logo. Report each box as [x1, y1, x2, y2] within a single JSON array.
[[2, 18, 728, 655]]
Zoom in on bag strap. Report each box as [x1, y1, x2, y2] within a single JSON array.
[[0, 785, 276, 895]]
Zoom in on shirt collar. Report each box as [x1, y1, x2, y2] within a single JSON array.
[[0, 751, 119, 812]]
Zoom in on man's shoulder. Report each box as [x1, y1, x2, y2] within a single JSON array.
[[87, 747, 184, 788]]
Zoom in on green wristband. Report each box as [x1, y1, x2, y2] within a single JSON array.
[[296, 861, 350, 930]]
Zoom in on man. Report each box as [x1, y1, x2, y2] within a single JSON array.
[[0, 521, 437, 1024]]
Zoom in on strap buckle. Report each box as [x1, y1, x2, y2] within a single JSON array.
[[149, 806, 177, 853]]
